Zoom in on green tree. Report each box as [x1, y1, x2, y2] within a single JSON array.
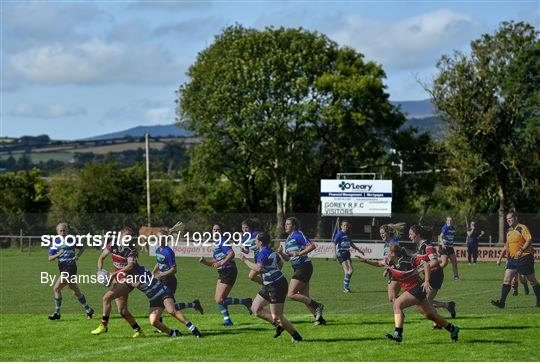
[[178, 25, 405, 231], [429, 21, 540, 242], [0, 168, 50, 234]]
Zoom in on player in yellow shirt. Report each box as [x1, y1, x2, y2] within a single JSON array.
[[491, 212, 539, 308]]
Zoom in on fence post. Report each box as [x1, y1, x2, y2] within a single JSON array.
[[28, 237, 31, 256], [19, 229, 23, 252]]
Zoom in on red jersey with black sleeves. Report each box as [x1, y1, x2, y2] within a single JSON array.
[[106, 243, 139, 282], [416, 241, 441, 270], [385, 255, 425, 291]]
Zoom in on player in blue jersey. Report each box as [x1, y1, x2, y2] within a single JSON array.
[[332, 220, 364, 293], [152, 234, 204, 330], [48, 222, 94, 320], [199, 223, 252, 326], [129, 265, 201, 337], [240, 218, 262, 285], [240, 231, 303, 342], [439, 216, 459, 280], [380, 223, 405, 302], [277, 217, 326, 325]]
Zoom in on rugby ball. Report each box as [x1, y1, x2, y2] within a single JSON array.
[[97, 268, 111, 287]]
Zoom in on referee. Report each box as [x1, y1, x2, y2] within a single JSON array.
[[491, 211, 540, 308]]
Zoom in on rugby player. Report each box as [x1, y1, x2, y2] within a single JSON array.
[[240, 218, 262, 285], [47, 222, 94, 320], [438, 216, 460, 280], [332, 220, 364, 293], [410, 224, 456, 325], [240, 232, 303, 342], [357, 244, 460, 343], [277, 217, 325, 325], [91, 227, 143, 337], [132, 265, 202, 337], [199, 223, 252, 326], [152, 232, 204, 331], [380, 223, 404, 302]]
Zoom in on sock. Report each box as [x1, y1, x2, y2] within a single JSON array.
[[395, 327, 403, 335], [500, 283, 511, 303], [77, 294, 91, 312], [54, 297, 62, 315], [223, 297, 251, 306], [217, 303, 231, 322], [532, 283, 540, 301], [343, 273, 352, 290], [185, 321, 196, 332], [101, 315, 109, 326], [308, 299, 320, 310], [272, 321, 280, 328], [131, 323, 141, 332], [445, 323, 454, 332], [175, 302, 195, 310], [291, 331, 302, 340]]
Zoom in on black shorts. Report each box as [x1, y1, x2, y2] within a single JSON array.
[[162, 276, 178, 295], [337, 251, 351, 264], [58, 263, 77, 279], [407, 284, 427, 302], [429, 268, 444, 290], [507, 254, 535, 276], [258, 277, 288, 304], [439, 246, 455, 256], [292, 261, 313, 283], [218, 265, 238, 286], [149, 292, 175, 309]]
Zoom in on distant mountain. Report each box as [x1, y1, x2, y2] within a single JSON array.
[[403, 116, 446, 139], [84, 100, 441, 141], [84, 124, 191, 140], [392, 99, 436, 118]]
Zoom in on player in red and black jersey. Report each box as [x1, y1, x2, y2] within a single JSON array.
[[357, 244, 459, 343], [410, 224, 456, 323], [91, 227, 143, 337]]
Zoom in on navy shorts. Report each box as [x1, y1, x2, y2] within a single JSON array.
[[337, 251, 351, 264], [153, 276, 177, 309], [149, 292, 175, 309], [407, 284, 427, 302], [506, 254, 535, 276], [439, 246, 455, 256], [218, 265, 238, 286], [429, 268, 444, 290], [292, 261, 313, 283], [258, 277, 288, 304], [58, 263, 77, 279]]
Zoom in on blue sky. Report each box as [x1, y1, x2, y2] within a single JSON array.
[[1, 1, 538, 139]]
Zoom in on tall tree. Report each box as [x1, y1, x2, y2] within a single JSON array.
[[429, 21, 539, 242], [177, 25, 405, 231]]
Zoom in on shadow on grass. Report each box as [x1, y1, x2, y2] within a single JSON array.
[[466, 339, 518, 344], [466, 326, 536, 330], [306, 337, 381, 343]]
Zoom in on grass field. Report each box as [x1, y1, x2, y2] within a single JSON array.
[[1, 248, 539, 361]]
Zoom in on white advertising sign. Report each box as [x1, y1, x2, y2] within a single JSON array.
[[320, 179, 392, 216], [149, 242, 385, 259]]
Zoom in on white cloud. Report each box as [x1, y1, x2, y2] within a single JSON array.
[[323, 9, 481, 70], [144, 107, 174, 124], [103, 100, 174, 126], [8, 39, 186, 85], [10, 103, 87, 119]]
